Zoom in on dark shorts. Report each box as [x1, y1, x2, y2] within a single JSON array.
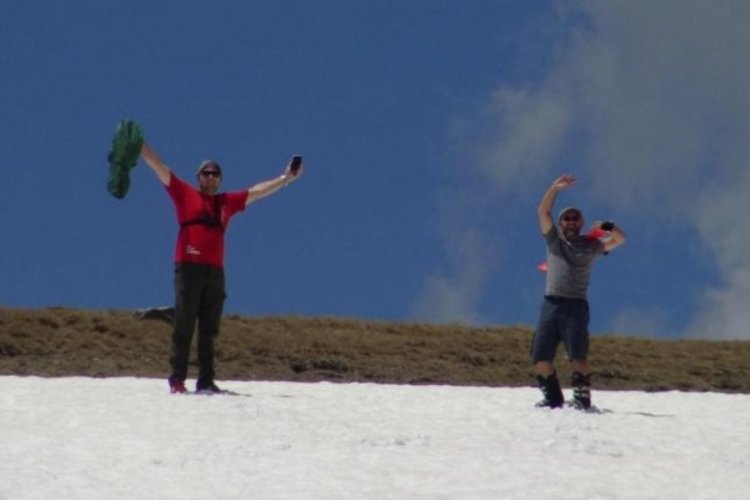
[[530, 295, 590, 363]]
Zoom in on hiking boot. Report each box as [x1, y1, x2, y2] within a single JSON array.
[[196, 380, 223, 394], [571, 372, 592, 410], [535, 398, 564, 409], [168, 377, 187, 394], [535, 372, 564, 409]]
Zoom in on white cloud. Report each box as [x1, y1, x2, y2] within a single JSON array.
[[428, 0, 750, 338], [687, 274, 750, 339], [477, 87, 573, 190], [575, 0, 750, 338], [607, 308, 672, 339], [412, 226, 490, 324]]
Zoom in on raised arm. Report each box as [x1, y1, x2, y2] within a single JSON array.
[[538, 174, 576, 234], [245, 157, 304, 206], [596, 222, 626, 253], [140, 141, 172, 186]]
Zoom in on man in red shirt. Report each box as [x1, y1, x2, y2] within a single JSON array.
[[140, 141, 303, 394]]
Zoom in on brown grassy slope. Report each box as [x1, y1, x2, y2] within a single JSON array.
[[1, 306, 749, 392]]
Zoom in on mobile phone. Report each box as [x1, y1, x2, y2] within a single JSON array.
[[290, 155, 303, 174]]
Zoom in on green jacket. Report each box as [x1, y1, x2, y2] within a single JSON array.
[[107, 120, 144, 199]]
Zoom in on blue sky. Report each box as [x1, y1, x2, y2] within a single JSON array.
[[2, 1, 749, 339]]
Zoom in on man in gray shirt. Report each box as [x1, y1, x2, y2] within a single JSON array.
[[532, 173, 626, 409]]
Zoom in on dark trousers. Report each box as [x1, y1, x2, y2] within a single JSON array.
[[170, 263, 226, 383]]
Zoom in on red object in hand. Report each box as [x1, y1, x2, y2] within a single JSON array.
[[586, 228, 607, 240]]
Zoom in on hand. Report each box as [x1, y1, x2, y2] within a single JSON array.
[[284, 156, 304, 179], [551, 173, 576, 191], [592, 220, 615, 231], [280, 158, 303, 187]]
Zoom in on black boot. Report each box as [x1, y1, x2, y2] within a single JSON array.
[[535, 372, 564, 408], [196, 379, 223, 394], [570, 372, 592, 410]]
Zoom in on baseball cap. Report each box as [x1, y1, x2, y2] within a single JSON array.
[[557, 206, 583, 220], [197, 160, 222, 176]]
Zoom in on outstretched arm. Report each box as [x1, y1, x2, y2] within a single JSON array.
[[245, 157, 304, 206], [538, 174, 576, 234], [140, 141, 171, 186]]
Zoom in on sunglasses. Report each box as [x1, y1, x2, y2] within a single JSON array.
[[200, 170, 221, 178], [562, 215, 581, 222]]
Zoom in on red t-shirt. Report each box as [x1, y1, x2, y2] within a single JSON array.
[[166, 174, 247, 268]]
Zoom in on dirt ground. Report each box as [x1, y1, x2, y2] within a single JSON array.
[[2, 306, 749, 393]]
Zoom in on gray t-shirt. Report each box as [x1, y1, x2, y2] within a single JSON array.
[[544, 226, 605, 299]]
